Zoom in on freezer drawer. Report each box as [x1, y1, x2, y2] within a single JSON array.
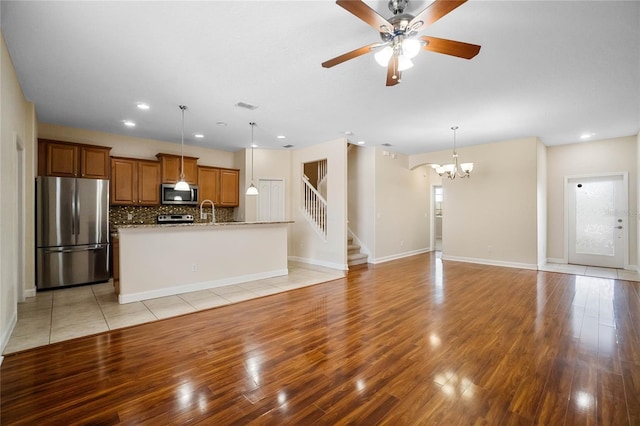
[[37, 244, 110, 289]]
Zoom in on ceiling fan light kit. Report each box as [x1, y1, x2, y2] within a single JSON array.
[[322, 0, 481, 86]]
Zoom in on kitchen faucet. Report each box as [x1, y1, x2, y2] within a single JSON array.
[[199, 199, 216, 223]]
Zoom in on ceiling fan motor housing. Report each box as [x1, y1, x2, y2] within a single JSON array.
[[388, 0, 410, 15], [379, 13, 415, 42]]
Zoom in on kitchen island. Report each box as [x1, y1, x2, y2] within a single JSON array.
[[116, 221, 293, 303]]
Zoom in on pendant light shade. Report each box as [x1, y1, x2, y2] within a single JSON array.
[[246, 122, 259, 196], [175, 105, 190, 191]]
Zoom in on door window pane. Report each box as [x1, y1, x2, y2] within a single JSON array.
[[575, 181, 615, 256]]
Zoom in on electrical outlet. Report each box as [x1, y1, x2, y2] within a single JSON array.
[[127, 213, 133, 221], [191, 264, 197, 272], [201, 213, 207, 220]]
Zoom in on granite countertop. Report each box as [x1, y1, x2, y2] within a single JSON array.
[[115, 220, 293, 230]]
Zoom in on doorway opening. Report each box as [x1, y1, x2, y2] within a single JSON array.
[[433, 185, 443, 252]]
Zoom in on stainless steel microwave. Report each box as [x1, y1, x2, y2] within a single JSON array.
[[161, 184, 199, 205]]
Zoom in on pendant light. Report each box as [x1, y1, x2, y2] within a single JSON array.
[[433, 126, 474, 180], [174, 105, 190, 191], [246, 122, 259, 196]]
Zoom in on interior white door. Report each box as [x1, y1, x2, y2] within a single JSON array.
[[567, 174, 627, 268], [258, 179, 285, 221]]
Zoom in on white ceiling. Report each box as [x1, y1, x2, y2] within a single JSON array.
[[1, 1, 638, 155]]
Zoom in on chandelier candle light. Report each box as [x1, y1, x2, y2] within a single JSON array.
[[433, 126, 474, 180], [246, 122, 259, 196], [174, 105, 190, 191]]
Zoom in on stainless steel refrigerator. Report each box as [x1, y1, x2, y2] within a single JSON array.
[[36, 176, 110, 289]]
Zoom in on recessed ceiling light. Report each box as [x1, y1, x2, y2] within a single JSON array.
[[580, 132, 596, 140], [194, 133, 204, 138], [277, 135, 286, 139], [216, 121, 227, 126], [123, 120, 136, 127], [136, 103, 150, 110], [250, 143, 258, 148], [344, 131, 353, 136], [357, 140, 365, 145]]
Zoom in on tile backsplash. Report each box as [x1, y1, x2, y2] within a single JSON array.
[[110, 205, 234, 226]]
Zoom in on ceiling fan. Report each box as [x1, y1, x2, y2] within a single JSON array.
[[321, 0, 481, 86]]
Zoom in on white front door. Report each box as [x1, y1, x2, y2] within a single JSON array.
[[258, 179, 285, 221], [567, 174, 627, 268]]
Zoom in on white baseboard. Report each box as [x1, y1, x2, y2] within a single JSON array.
[[24, 288, 36, 298], [441, 255, 538, 271], [1, 311, 18, 358], [119, 269, 288, 304], [371, 248, 431, 265], [546, 257, 566, 264], [288, 256, 348, 271]]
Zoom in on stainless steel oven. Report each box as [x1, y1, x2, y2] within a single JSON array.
[[161, 183, 199, 205]]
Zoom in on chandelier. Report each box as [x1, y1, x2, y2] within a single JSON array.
[[433, 126, 473, 180]]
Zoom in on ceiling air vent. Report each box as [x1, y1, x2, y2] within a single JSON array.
[[235, 101, 259, 110], [382, 143, 392, 147], [283, 144, 294, 148]]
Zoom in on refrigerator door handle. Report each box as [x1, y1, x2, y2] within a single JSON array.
[[44, 244, 107, 254]]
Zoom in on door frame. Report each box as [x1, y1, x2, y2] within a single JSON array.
[[563, 172, 629, 269]]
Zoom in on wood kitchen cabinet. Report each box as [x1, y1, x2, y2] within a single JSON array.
[[38, 139, 111, 179], [197, 166, 220, 204], [110, 157, 161, 205], [219, 168, 240, 207], [112, 235, 120, 295], [156, 153, 198, 185], [197, 166, 239, 207]]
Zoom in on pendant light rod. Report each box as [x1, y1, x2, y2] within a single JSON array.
[[174, 105, 190, 191], [180, 105, 187, 181], [246, 122, 259, 195]]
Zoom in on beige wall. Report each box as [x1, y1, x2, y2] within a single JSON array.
[[290, 138, 347, 269], [374, 147, 430, 262], [537, 140, 548, 267], [1, 33, 37, 354], [347, 145, 375, 257], [38, 123, 237, 169], [546, 136, 638, 266], [411, 137, 541, 269]]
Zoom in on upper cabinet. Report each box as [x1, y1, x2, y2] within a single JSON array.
[[110, 157, 161, 206], [197, 166, 220, 204], [38, 139, 111, 179], [156, 153, 198, 185], [197, 166, 239, 207], [219, 168, 240, 207]]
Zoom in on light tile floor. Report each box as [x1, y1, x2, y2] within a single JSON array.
[[539, 262, 640, 281], [3, 262, 344, 355]]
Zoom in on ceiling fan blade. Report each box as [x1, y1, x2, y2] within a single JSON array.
[[337, 0, 392, 33], [409, 0, 467, 32], [386, 56, 401, 87], [322, 43, 381, 68], [421, 36, 481, 59]]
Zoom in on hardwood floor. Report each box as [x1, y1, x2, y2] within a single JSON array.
[[2, 253, 640, 424]]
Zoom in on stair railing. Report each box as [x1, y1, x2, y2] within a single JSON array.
[[302, 175, 327, 238]]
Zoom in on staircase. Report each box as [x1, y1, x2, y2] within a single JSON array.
[[348, 237, 368, 267]]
